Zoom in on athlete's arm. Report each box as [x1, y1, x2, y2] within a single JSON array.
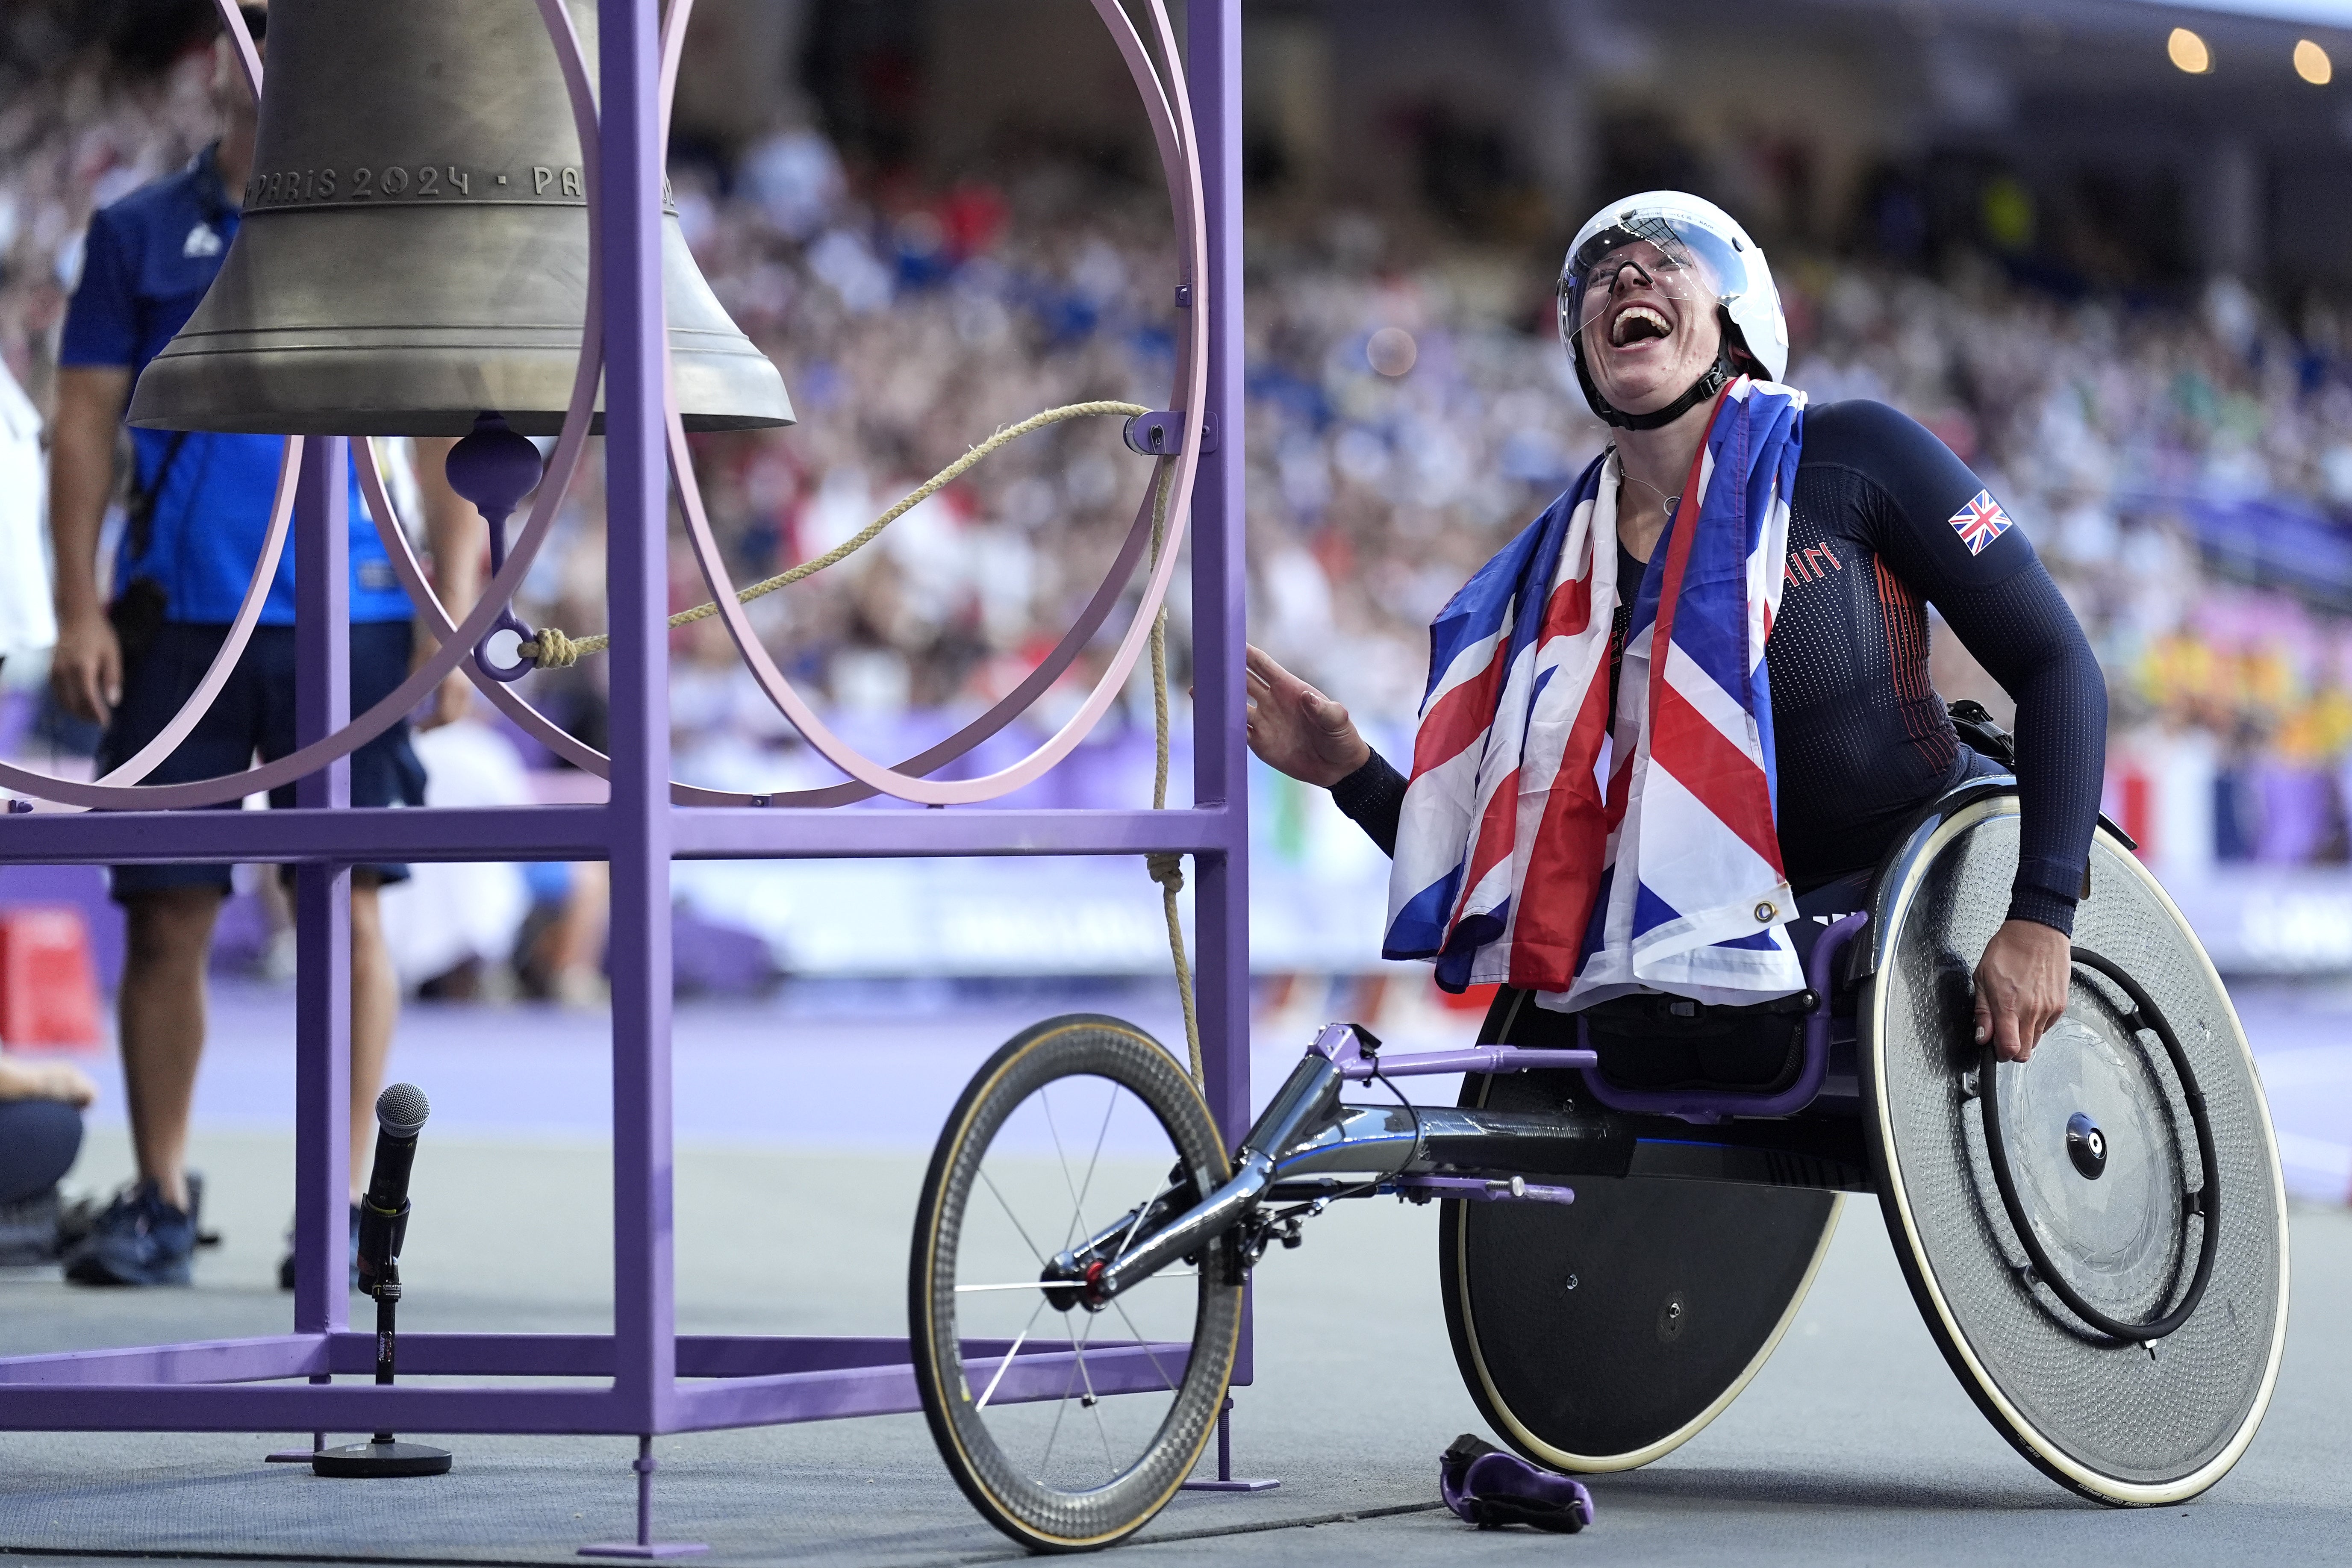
[[1331, 750, 1407, 857], [1818, 402, 2106, 1061], [1937, 562, 2105, 1060]]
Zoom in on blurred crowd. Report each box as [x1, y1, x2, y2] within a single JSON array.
[[13, 28, 2352, 871], [0, 19, 215, 409]]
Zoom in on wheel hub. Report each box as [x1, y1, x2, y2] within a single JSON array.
[[2066, 1111, 2107, 1180]]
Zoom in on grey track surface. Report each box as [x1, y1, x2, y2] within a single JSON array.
[[3, 1124, 2346, 1568]]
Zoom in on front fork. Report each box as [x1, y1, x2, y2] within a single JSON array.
[[1044, 1046, 1351, 1311]]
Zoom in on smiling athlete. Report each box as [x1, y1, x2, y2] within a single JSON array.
[[1245, 191, 2107, 1070]]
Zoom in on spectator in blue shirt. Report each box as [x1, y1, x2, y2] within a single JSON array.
[[46, 5, 481, 1287]]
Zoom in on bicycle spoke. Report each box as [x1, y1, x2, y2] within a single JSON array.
[[975, 1297, 1049, 1411], [1110, 1297, 1180, 1394], [1064, 1081, 1119, 1249], [979, 1168, 1050, 1267], [1114, 1172, 1177, 1266], [1040, 1087, 1091, 1245], [1034, 1312, 1095, 1481], [958, 1268, 1196, 1296], [959, 1280, 1060, 1294], [1089, 1368, 1117, 1478], [1064, 1315, 1120, 1481]]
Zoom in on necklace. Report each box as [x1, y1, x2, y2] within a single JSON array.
[[1620, 467, 1680, 514]]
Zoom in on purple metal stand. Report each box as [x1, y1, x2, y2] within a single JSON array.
[[1177, 1, 1278, 1496], [579, 1438, 707, 1559], [1179, 1400, 1280, 1493], [0, 0, 1258, 1551]]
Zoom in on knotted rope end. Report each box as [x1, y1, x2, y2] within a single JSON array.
[[527, 626, 584, 668]]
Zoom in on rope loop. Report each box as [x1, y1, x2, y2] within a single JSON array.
[[1145, 851, 1186, 893]]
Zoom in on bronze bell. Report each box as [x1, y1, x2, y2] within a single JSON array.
[[127, 0, 791, 437]]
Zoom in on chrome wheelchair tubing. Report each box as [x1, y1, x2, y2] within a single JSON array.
[[1267, 1103, 1422, 1178], [1077, 1024, 1879, 1308], [1086, 1050, 1344, 1300], [1082, 1043, 1613, 1303], [1305, 1020, 1597, 1082]]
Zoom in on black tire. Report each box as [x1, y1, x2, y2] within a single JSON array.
[[1440, 1068, 1839, 1471], [911, 1015, 1242, 1552]]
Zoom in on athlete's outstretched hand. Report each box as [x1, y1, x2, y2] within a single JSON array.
[[1973, 918, 2071, 1062], [1244, 644, 1371, 788]]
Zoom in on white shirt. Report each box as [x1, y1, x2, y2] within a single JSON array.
[[0, 361, 56, 660]]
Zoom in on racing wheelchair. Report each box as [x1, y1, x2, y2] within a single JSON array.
[[907, 772, 2291, 1551]]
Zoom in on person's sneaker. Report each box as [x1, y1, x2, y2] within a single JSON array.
[[59, 1171, 216, 1253], [62, 1182, 196, 1286], [277, 1204, 362, 1292]]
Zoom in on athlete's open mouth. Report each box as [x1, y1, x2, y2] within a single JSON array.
[[1610, 304, 1672, 347]]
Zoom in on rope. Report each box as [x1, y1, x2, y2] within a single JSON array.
[[1138, 459, 1202, 1087], [515, 400, 1151, 667]]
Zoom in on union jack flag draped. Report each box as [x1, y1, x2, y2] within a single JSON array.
[[1382, 378, 1809, 1010]]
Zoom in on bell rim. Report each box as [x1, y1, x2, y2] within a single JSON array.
[[127, 343, 793, 436]]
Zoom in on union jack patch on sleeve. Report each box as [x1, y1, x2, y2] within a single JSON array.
[[1949, 489, 2013, 556]]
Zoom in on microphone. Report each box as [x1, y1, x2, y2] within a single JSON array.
[[356, 1083, 430, 1299]]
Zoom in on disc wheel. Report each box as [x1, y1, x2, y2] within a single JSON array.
[[1863, 798, 2290, 1506], [911, 1015, 1242, 1551], [1440, 1068, 1840, 1471]]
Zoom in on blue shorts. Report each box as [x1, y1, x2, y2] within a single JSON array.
[[100, 621, 428, 901]]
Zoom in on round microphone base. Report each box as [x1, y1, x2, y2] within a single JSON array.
[[312, 1439, 453, 1478]]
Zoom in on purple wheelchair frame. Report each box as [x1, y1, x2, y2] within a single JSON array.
[[1575, 912, 1871, 1123]]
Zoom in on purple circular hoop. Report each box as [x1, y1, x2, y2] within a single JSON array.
[[663, 0, 1208, 804], [3, 0, 1206, 813], [372, 0, 1211, 807]]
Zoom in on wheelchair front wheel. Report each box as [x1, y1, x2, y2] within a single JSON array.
[[911, 1015, 1242, 1552]]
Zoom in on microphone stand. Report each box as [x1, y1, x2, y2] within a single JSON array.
[[312, 1216, 452, 1477], [312, 1088, 453, 1479]]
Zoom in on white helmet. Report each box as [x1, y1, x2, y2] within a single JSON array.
[[1558, 191, 1788, 429]]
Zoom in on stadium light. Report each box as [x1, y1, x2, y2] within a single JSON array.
[[2169, 26, 2213, 73], [2294, 39, 2332, 84]]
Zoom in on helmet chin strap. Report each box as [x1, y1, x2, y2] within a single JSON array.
[[1572, 305, 1740, 431], [1576, 343, 1734, 431]]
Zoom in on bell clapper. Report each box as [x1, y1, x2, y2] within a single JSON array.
[[444, 411, 548, 682]]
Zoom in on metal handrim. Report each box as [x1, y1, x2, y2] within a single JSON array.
[[1976, 944, 2222, 1344]]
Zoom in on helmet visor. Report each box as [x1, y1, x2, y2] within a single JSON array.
[[1558, 215, 1749, 356]]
